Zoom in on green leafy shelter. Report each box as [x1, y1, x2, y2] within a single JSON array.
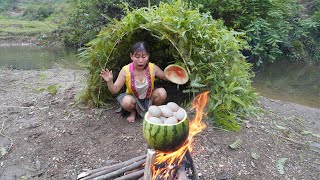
[[78, 0, 258, 130]]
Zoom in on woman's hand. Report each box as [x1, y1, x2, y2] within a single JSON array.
[[100, 69, 113, 82], [100, 67, 126, 94]]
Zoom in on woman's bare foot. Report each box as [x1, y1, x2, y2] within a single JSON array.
[[127, 111, 136, 123]]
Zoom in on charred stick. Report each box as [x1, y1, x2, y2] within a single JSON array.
[[114, 169, 144, 180], [186, 150, 198, 180], [177, 162, 188, 180], [78, 154, 147, 180], [92, 159, 146, 180]]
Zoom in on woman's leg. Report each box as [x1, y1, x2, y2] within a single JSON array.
[[121, 95, 136, 122], [151, 88, 167, 106]]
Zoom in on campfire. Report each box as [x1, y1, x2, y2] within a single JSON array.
[[77, 91, 209, 180]]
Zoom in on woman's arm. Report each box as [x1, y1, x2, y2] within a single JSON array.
[[154, 64, 167, 81], [100, 68, 126, 94]]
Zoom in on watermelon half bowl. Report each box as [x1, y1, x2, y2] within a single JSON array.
[[164, 64, 189, 85], [143, 109, 189, 153]]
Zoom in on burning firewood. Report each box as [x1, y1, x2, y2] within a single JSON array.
[[77, 149, 198, 180], [77, 92, 208, 180]]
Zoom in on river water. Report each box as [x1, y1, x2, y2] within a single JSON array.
[[252, 62, 320, 108], [0, 45, 79, 70], [0, 46, 319, 108]]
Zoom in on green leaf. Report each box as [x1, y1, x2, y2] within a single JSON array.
[[230, 95, 247, 107], [230, 87, 244, 93], [190, 81, 207, 88], [182, 88, 199, 93], [274, 122, 286, 130], [276, 158, 288, 175], [300, 131, 320, 138], [301, 130, 313, 135], [251, 151, 260, 160], [211, 100, 222, 111], [37, 88, 46, 92], [229, 138, 242, 149], [46, 84, 60, 95]]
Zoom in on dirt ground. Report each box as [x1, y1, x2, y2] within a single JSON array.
[[0, 67, 319, 180]]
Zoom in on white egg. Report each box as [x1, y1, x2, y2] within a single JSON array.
[[148, 117, 163, 124], [164, 117, 178, 124], [175, 108, 185, 120], [159, 116, 167, 123], [160, 105, 173, 117], [148, 105, 161, 117], [167, 102, 180, 112], [173, 112, 177, 117]]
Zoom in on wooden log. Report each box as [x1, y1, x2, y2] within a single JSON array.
[[77, 154, 146, 180], [93, 159, 146, 180], [143, 149, 156, 180], [114, 169, 144, 180]]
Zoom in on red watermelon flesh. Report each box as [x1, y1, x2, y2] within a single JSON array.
[[164, 65, 189, 85]]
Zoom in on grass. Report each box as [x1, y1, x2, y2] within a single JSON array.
[[0, 19, 57, 37]]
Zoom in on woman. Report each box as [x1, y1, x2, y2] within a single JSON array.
[[100, 41, 167, 122]]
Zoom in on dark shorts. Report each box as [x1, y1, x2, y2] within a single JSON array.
[[116, 93, 152, 118]]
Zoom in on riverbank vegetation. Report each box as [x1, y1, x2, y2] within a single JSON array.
[[0, 0, 70, 45], [0, 18, 55, 40], [1, 0, 319, 64], [190, 0, 320, 65]]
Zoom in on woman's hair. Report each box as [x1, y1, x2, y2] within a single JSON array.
[[131, 41, 149, 54]]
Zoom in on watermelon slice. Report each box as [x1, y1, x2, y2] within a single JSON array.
[[164, 64, 189, 85]]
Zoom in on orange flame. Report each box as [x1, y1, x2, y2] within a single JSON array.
[[152, 91, 210, 179]]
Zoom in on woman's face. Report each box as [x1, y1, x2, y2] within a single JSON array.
[[130, 50, 149, 70]]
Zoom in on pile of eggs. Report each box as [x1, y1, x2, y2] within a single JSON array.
[[147, 102, 186, 125]]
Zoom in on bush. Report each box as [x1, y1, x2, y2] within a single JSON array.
[[22, 3, 55, 20], [0, 0, 18, 13], [79, 0, 258, 130], [187, 0, 319, 64], [304, 0, 320, 62]]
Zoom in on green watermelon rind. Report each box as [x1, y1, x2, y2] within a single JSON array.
[[143, 109, 189, 153]]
